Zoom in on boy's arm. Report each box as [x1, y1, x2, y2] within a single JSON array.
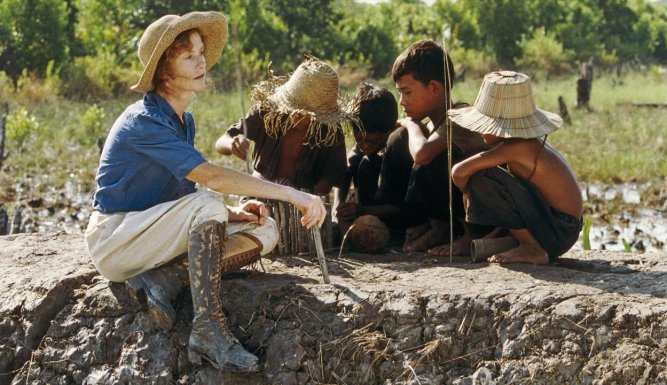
[[215, 132, 248, 159], [334, 172, 353, 207], [215, 105, 263, 159], [452, 142, 514, 192], [313, 179, 333, 195], [400, 118, 446, 165]]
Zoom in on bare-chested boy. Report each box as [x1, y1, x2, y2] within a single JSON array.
[[446, 71, 583, 264], [216, 57, 353, 194]]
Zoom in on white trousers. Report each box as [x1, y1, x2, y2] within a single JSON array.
[[85, 191, 278, 282]]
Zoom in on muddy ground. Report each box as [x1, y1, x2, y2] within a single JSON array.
[[1, 232, 665, 385]]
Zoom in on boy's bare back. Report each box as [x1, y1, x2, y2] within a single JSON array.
[[497, 138, 582, 219]]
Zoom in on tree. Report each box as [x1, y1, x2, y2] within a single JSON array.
[[517, 28, 572, 76], [552, 1, 603, 62], [75, 0, 142, 61], [473, 0, 530, 67], [0, 0, 70, 85], [266, 0, 344, 66]]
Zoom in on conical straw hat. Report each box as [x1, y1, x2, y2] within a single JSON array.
[[131, 11, 228, 93], [448, 71, 562, 138]]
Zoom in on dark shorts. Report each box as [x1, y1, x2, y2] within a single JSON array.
[[466, 167, 582, 259]]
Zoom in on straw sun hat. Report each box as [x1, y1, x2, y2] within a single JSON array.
[[131, 11, 228, 93], [448, 71, 562, 138], [251, 57, 355, 147]]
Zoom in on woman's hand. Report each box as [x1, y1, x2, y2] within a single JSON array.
[[229, 199, 269, 225], [288, 190, 326, 229]]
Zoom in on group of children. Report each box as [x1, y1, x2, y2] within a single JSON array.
[[216, 40, 583, 265]]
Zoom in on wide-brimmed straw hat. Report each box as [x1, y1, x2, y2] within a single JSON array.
[[131, 11, 228, 93], [251, 57, 355, 147], [448, 71, 562, 138]]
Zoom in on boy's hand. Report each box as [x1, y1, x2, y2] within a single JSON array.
[[230, 135, 250, 160], [229, 199, 269, 225], [335, 202, 359, 222], [397, 117, 427, 134]]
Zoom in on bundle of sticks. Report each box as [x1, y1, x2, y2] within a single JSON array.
[[263, 195, 334, 256]]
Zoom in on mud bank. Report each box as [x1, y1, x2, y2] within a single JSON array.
[[1, 232, 666, 385]]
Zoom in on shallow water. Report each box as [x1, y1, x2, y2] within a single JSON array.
[[577, 182, 667, 252], [5, 177, 666, 253]]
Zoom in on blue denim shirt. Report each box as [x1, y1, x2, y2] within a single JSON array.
[[92, 92, 207, 213]]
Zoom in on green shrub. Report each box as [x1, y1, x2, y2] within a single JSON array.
[[6, 107, 39, 152], [61, 51, 139, 100], [0, 71, 12, 103], [73, 104, 107, 147], [14, 66, 61, 104], [517, 29, 572, 77], [450, 46, 495, 79]]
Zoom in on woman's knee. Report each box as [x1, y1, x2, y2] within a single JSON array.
[[256, 217, 279, 255], [189, 191, 229, 229]]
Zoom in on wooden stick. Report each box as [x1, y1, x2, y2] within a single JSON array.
[[311, 226, 330, 284], [0, 103, 8, 168]]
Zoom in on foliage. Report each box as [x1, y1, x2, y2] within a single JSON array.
[[473, 0, 531, 67], [74, 104, 107, 147], [1, 0, 666, 100], [517, 29, 572, 76], [449, 46, 495, 79], [335, 1, 399, 79], [60, 51, 139, 100], [74, 0, 143, 61], [6, 107, 40, 153], [582, 217, 592, 250], [622, 238, 632, 252], [0, 0, 71, 84]]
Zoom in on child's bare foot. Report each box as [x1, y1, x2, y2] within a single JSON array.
[[427, 234, 473, 256], [403, 222, 430, 251], [403, 219, 448, 253], [488, 243, 549, 264]]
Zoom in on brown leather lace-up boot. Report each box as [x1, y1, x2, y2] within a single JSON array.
[[187, 220, 260, 372]]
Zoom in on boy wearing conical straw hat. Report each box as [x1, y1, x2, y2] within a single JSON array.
[[448, 71, 583, 264], [383, 40, 489, 253], [216, 57, 353, 195]]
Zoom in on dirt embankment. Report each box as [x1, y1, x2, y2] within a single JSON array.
[[1, 232, 666, 385]]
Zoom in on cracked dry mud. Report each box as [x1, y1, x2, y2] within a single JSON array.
[[1, 232, 666, 385]]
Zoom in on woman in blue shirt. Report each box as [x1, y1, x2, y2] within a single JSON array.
[[85, 11, 326, 373]]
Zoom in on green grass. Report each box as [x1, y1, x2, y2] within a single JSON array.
[[1, 69, 666, 203], [582, 217, 592, 251]]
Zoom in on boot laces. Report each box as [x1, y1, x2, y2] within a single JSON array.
[[210, 222, 227, 323]]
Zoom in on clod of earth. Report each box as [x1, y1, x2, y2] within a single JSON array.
[[1, 233, 666, 385]]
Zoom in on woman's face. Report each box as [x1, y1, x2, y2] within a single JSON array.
[[163, 31, 207, 95]]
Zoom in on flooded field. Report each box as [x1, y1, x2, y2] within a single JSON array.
[[580, 182, 667, 252], [3, 175, 666, 254]]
